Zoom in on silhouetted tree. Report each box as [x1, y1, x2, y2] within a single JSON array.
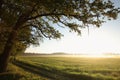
[[0, 0, 120, 73], [0, 22, 40, 61]]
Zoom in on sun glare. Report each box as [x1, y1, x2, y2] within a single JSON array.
[[84, 54, 107, 58], [74, 53, 115, 58], [26, 19, 120, 56]]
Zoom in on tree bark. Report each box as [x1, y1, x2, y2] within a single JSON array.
[[0, 6, 32, 73], [0, 28, 18, 73], [0, 12, 28, 72], [0, 0, 4, 17]]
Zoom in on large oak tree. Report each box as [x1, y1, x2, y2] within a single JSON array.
[[0, 0, 120, 73]]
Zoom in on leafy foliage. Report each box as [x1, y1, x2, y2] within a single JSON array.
[[0, 0, 120, 39], [0, 0, 120, 72], [0, 25, 39, 55], [0, 0, 120, 54]]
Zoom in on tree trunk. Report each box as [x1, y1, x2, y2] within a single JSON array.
[[0, 27, 18, 73], [0, 8, 29, 73], [0, 0, 4, 17]]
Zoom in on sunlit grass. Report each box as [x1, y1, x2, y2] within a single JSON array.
[[16, 55, 120, 80], [0, 63, 50, 80]]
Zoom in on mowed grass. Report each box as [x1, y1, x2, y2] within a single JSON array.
[[15, 56, 120, 80]]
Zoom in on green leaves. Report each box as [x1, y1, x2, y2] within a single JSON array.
[[0, 0, 120, 55], [67, 23, 81, 35]]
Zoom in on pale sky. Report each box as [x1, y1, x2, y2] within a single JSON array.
[[25, 16, 120, 55], [25, 1, 120, 55]]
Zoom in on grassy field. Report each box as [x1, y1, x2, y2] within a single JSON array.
[[10, 55, 120, 80]]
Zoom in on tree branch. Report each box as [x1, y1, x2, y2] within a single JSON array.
[[28, 13, 80, 20], [23, 23, 50, 38]]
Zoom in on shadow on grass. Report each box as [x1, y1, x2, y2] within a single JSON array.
[[0, 72, 23, 80], [12, 60, 101, 80]]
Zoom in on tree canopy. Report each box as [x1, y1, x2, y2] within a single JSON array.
[[1, 0, 119, 39], [0, 0, 120, 72]]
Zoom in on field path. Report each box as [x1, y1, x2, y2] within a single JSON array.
[[12, 59, 96, 80]]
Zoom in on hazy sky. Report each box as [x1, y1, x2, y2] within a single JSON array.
[[25, 1, 120, 55]]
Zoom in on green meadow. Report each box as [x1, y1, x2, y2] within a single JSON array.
[[1, 55, 120, 80]]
